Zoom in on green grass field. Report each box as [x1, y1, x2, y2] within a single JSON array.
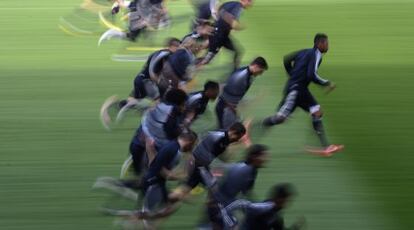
[[1, 0, 414, 229]]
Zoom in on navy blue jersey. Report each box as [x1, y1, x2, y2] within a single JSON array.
[[284, 48, 330, 91], [216, 1, 243, 31], [193, 131, 230, 166], [185, 91, 209, 118], [139, 49, 171, 80], [167, 48, 195, 80], [143, 141, 181, 185], [221, 66, 254, 105]]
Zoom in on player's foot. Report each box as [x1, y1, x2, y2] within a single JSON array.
[[93, 177, 138, 201], [115, 99, 139, 124], [100, 95, 119, 131], [98, 28, 124, 46], [305, 144, 344, 157]]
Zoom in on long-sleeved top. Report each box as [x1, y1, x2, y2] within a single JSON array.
[[283, 47, 330, 91]]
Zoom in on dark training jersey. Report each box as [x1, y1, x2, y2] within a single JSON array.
[[221, 66, 254, 105], [167, 48, 195, 81], [218, 162, 257, 205], [143, 141, 181, 185], [284, 47, 330, 91], [138, 49, 171, 80], [216, 1, 243, 32], [192, 131, 230, 166], [141, 102, 183, 148], [185, 91, 210, 118]]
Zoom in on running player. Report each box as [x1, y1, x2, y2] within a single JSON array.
[[222, 183, 306, 230], [200, 0, 254, 68], [128, 88, 188, 176], [168, 122, 247, 202], [100, 37, 181, 128], [99, 0, 169, 45], [157, 39, 203, 96], [216, 56, 268, 129], [262, 33, 344, 156], [204, 144, 269, 229], [183, 80, 220, 126], [140, 131, 198, 213]]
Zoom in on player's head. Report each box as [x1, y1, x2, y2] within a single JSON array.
[[195, 20, 215, 37], [249, 56, 268, 76], [227, 122, 247, 142], [163, 88, 188, 111], [268, 183, 296, 209], [178, 130, 198, 152], [314, 33, 329, 53], [203, 80, 220, 101], [245, 144, 269, 168], [165, 37, 181, 52], [240, 0, 253, 8]]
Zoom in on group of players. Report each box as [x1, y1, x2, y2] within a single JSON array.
[[94, 0, 344, 229]]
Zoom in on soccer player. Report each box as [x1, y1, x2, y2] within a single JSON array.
[[216, 56, 268, 129], [182, 80, 220, 126], [200, 0, 253, 68], [140, 131, 198, 212], [182, 20, 215, 65], [168, 122, 247, 202], [129, 88, 188, 176], [262, 33, 344, 156], [222, 183, 306, 230], [204, 144, 269, 229], [100, 37, 181, 128], [157, 40, 202, 96], [98, 0, 168, 45]]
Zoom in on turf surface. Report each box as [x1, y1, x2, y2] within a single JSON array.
[[0, 0, 413, 229]]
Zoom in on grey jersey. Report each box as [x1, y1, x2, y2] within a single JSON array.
[[142, 102, 174, 147], [193, 131, 230, 166], [221, 67, 254, 105], [218, 162, 257, 205]]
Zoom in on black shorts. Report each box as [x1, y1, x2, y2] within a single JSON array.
[[129, 75, 159, 99], [185, 164, 209, 189], [207, 200, 225, 229], [208, 28, 237, 54], [215, 98, 238, 129], [277, 89, 320, 117], [141, 181, 169, 212]]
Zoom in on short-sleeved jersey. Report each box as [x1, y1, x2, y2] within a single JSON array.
[[193, 131, 230, 166], [185, 91, 209, 118], [221, 67, 254, 105], [218, 162, 257, 205]]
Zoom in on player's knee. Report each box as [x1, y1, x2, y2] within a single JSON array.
[[312, 110, 323, 119]]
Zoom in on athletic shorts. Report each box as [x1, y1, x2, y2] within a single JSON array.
[[130, 75, 160, 100], [277, 89, 320, 117], [208, 28, 236, 54], [215, 98, 239, 129], [142, 181, 169, 212], [185, 163, 210, 189], [207, 200, 225, 229]]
